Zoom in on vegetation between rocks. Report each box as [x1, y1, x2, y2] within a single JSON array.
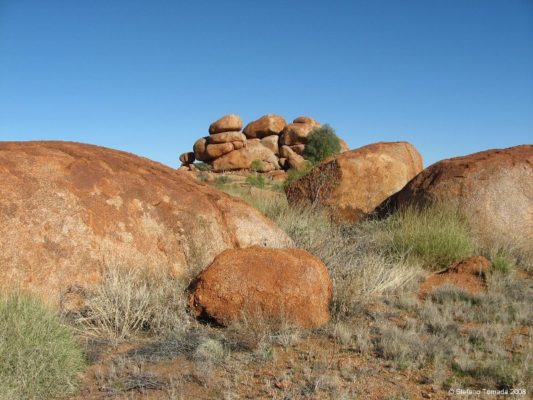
[[302, 124, 342, 163], [4, 175, 531, 399]]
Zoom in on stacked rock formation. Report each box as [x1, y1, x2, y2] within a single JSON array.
[[180, 114, 348, 172]]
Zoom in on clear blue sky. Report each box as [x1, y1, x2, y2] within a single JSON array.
[[1, 0, 532, 167]]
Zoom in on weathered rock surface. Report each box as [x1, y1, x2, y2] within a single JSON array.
[[205, 142, 235, 159], [232, 141, 245, 150], [212, 140, 279, 172], [280, 145, 309, 171], [280, 122, 318, 146], [285, 142, 423, 222], [0, 141, 293, 306], [207, 131, 246, 144], [193, 137, 209, 161], [381, 145, 533, 250], [419, 256, 490, 299], [289, 144, 305, 155], [188, 246, 332, 328], [293, 116, 320, 126], [243, 114, 286, 138], [179, 152, 195, 164], [209, 114, 243, 135], [260, 135, 280, 155]]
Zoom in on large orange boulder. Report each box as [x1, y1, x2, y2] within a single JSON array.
[[243, 114, 286, 138], [285, 142, 423, 222], [0, 141, 293, 306], [381, 145, 533, 250], [208, 114, 243, 135], [188, 246, 332, 328]]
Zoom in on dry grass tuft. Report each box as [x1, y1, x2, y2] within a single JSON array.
[[0, 293, 86, 400], [74, 265, 191, 341]]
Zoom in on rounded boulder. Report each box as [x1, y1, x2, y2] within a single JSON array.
[[209, 114, 243, 135], [285, 141, 423, 222], [381, 145, 533, 251], [188, 246, 332, 328], [243, 114, 286, 138]]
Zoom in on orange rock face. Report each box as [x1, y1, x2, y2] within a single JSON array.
[[208, 114, 243, 135], [260, 135, 280, 155], [285, 142, 423, 222], [382, 145, 533, 249], [419, 256, 490, 299], [0, 141, 293, 306], [188, 246, 332, 328], [292, 116, 320, 126], [207, 131, 246, 144], [205, 142, 235, 158], [280, 123, 317, 146], [243, 114, 286, 138], [212, 140, 279, 172], [193, 137, 208, 161]]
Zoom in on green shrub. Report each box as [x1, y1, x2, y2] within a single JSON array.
[[302, 124, 341, 163], [245, 175, 266, 189], [0, 293, 85, 399], [250, 159, 263, 173], [490, 252, 514, 274], [383, 205, 475, 269]]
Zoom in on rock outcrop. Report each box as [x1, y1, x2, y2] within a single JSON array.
[[0, 141, 293, 306], [381, 145, 533, 250], [188, 246, 332, 328], [180, 114, 349, 171], [419, 256, 490, 299], [285, 141, 423, 222]]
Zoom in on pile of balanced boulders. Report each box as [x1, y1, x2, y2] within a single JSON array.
[[179, 114, 348, 172]]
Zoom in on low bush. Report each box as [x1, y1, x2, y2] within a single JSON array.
[[303, 124, 341, 163], [0, 293, 86, 399], [382, 205, 475, 269], [245, 174, 266, 188], [489, 251, 514, 274], [249, 159, 263, 173], [74, 266, 190, 341]]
